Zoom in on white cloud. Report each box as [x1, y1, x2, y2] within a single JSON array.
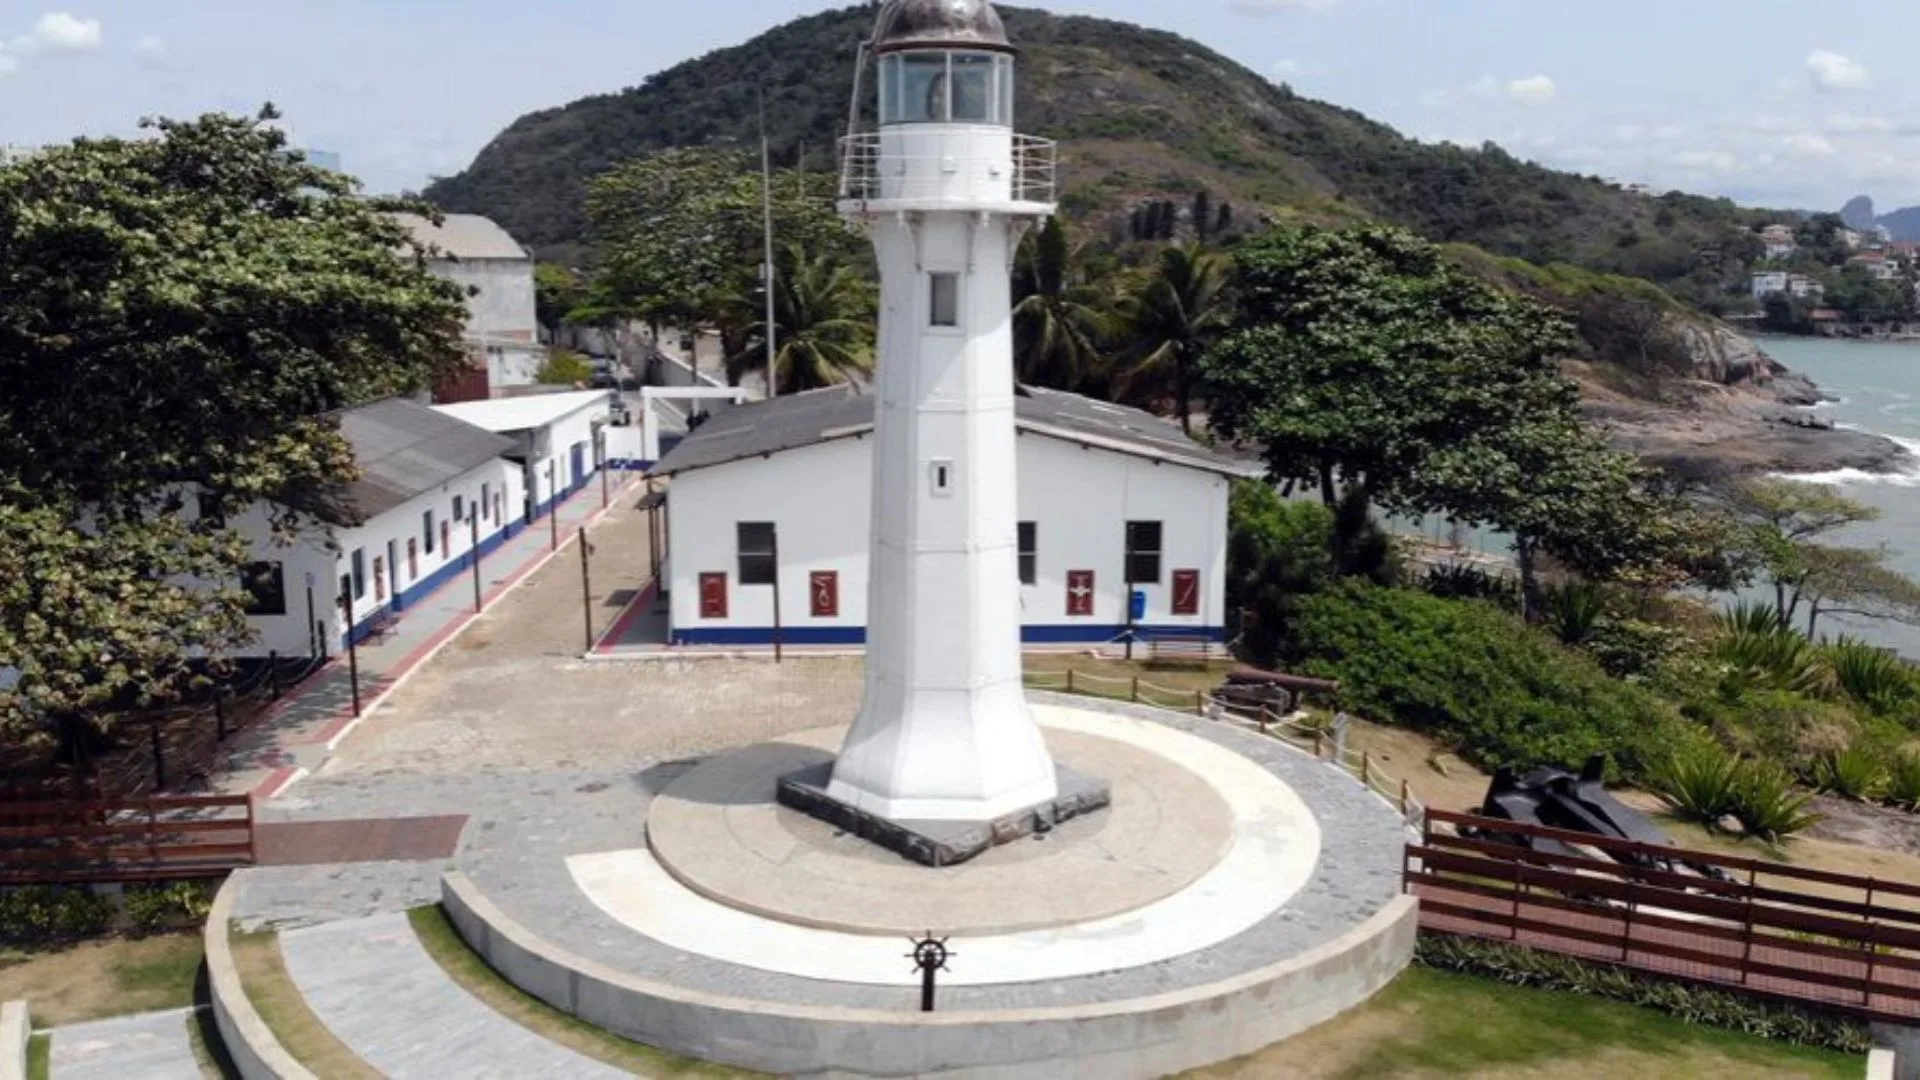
[[1468, 75, 1500, 99], [1807, 49, 1868, 91], [1229, 0, 1341, 14], [132, 34, 163, 57], [1784, 133, 1837, 158], [1827, 112, 1893, 135], [1506, 75, 1557, 106], [1672, 149, 1740, 173], [0, 51, 15, 76], [14, 12, 103, 52]]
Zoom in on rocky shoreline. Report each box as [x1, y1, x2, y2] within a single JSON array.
[[1577, 321, 1913, 480]]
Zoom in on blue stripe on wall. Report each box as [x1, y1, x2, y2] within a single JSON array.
[[669, 624, 1227, 647]]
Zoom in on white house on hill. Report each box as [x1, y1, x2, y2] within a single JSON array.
[[390, 212, 541, 398], [651, 384, 1261, 647]]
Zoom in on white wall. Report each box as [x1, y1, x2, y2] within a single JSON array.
[[666, 432, 1230, 642], [513, 400, 608, 515], [434, 258, 537, 341]]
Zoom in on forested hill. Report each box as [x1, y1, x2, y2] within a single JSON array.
[[425, 3, 1769, 289]]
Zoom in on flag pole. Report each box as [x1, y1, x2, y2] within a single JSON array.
[[760, 86, 778, 400]]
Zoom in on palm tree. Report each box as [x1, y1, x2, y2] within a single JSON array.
[[1012, 218, 1116, 394], [1115, 244, 1233, 432], [726, 243, 875, 394]]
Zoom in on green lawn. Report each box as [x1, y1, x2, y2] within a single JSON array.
[[0, 933, 204, 1026], [1188, 967, 1861, 1079], [26, 1032, 49, 1080]]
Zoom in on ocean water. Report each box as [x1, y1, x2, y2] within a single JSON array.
[[1751, 335, 1920, 658]]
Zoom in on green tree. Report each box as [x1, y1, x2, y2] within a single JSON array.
[[533, 263, 584, 335], [1115, 244, 1233, 432], [535, 348, 594, 385], [0, 108, 468, 745], [1202, 225, 1576, 511], [1012, 218, 1115, 393], [584, 147, 855, 344], [1226, 481, 1335, 667], [1798, 543, 1920, 637], [724, 242, 874, 394], [1718, 479, 1881, 627]]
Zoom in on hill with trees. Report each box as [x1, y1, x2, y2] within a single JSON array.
[[424, 2, 1772, 299]]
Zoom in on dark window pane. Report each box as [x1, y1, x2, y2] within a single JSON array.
[[350, 549, 367, 600], [423, 510, 436, 553], [1125, 520, 1162, 583], [1017, 521, 1037, 585], [241, 561, 287, 615], [737, 522, 776, 586], [951, 53, 993, 122], [930, 273, 959, 327], [453, 495, 465, 522]]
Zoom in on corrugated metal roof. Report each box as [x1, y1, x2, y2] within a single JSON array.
[[652, 384, 1262, 479], [388, 212, 529, 261], [332, 398, 516, 522], [431, 390, 614, 433]]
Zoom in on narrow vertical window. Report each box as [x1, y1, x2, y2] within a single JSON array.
[[350, 549, 367, 600], [930, 273, 959, 327], [423, 509, 436, 554], [452, 495, 465, 523], [930, 459, 954, 497], [1017, 522, 1037, 585], [1125, 521, 1163, 584], [737, 522, 777, 586]]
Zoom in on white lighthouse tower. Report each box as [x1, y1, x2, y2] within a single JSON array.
[[821, 0, 1063, 826]]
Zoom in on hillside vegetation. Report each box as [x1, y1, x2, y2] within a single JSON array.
[[425, 3, 1773, 291]]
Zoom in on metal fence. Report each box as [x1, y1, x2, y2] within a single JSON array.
[[837, 132, 1057, 206]]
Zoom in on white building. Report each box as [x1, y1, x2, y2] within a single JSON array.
[[653, 384, 1258, 649], [227, 398, 522, 654], [432, 390, 615, 522], [1759, 223, 1797, 261], [390, 213, 542, 397], [1751, 271, 1789, 299]]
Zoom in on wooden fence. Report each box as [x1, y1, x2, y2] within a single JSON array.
[[0, 794, 256, 884], [1406, 808, 1920, 1024]]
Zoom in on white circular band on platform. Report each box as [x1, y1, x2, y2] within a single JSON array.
[[566, 704, 1322, 986]]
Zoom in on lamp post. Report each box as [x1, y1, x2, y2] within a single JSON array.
[[469, 509, 483, 613], [339, 588, 361, 717], [579, 526, 595, 653], [547, 459, 559, 551]]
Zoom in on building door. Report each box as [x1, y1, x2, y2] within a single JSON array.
[[570, 442, 586, 489], [523, 462, 537, 523], [387, 540, 401, 610], [440, 520, 450, 560]]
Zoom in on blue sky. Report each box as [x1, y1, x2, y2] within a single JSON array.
[[4, 1, 1917, 214]]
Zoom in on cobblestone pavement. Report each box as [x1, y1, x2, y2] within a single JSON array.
[[280, 913, 625, 1078], [48, 1008, 202, 1080]]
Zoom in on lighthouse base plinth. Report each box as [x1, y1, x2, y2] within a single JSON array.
[[776, 761, 1110, 867]]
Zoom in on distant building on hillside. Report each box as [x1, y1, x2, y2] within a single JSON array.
[[388, 213, 542, 401], [1759, 223, 1798, 261], [1752, 271, 1823, 301], [1849, 252, 1902, 282], [0, 145, 44, 167]]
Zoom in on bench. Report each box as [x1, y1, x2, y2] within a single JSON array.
[[1146, 634, 1215, 667]]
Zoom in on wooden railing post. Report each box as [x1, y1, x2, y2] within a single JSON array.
[[1130, 676, 1140, 703], [1195, 690, 1206, 716], [1313, 729, 1324, 759], [1863, 878, 1879, 1009], [1257, 704, 1271, 734], [1361, 751, 1372, 787], [1399, 778, 1410, 817], [1508, 853, 1523, 941], [1620, 874, 1637, 963], [1066, 669, 1075, 694], [1739, 864, 1757, 985], [245, 795, 258, 867]]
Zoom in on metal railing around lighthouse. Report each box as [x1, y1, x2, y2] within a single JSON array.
[[837, 132, 1057, 206]]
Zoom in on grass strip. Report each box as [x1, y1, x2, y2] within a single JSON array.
[[406, 904, 756, 1078], [228, 927, 380, 1079], [0, 933, 204, 1026], [25, 1031, 49, 1080]]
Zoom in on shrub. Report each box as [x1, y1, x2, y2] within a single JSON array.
[[1886, 749, 1920, 811], [1415, 935, 1872, 1053], [124, 881, 215, 934], [1420, 563, 1518, 608], [0, 885, 113, 943], [1732, 761, 1822, 842], [1710, 628, 1830, 699], [535, 348, 594, 385], [1544, 581, 1606, 646], [1584, 616, 1688, 679], [1286, 581, 1685, 779], [1716, 601, 1790, 637], [1809, 742, 1887, 802], [1650, 741, 1742, 824], [1227, 482, 1334, 667], [1825, 637, 1917, 714]]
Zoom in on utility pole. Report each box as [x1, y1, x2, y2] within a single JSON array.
[[770, 524, 783, 664], [598, 428, 610, 508], [580, 526, 595, 653], [339, 588, 362, 717], [760, 86, 779, 399], [469, 510, 483, 613], [547, 460, 559, 551]]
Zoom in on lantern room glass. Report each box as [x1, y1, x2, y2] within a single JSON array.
[[878, 50, 1013, 126]]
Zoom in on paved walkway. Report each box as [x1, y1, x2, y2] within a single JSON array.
[[216, 474, 644, 798], [48, 1008, 203, 1080], [279, 913, 626, 1078]]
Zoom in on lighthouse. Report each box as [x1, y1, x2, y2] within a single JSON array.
[[804, 0, 1075, 834]]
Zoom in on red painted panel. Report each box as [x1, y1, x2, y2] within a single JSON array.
[[699, 572, 729, 619], [1066, 570, 1095, 617], [440, 521, 450, 560], [810, 571, 839, 618], [373, 557, 387, 603], [1171, 569, 1201, 616]]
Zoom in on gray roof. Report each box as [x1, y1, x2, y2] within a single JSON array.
[[872, 0, 1013, 54], [388, 212, 529, 261], [329, 398, 515, 522], [653, 384, 1261, 479]]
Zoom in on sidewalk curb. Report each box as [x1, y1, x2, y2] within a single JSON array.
[[268, 477, 644, 796]]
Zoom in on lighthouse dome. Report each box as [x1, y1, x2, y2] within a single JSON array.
[[872, 0, 1013, 54]]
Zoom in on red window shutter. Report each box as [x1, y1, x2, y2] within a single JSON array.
[[1171, 569, 1200, 616], [1066, 570, 1095, 617], [810, 571, 839, 618], [699, 572, 729, 619]]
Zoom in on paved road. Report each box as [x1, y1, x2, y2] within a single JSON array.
[[280, 912, 626, 1078], [49, 1008, 203, 1080]]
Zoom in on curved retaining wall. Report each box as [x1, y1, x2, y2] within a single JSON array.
[[0, 1000, 27, 1080], [205, 877, 319, 1080], [442, 870, 1417, 1079]]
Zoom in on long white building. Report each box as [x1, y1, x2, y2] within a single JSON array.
[[652, 384, 1258, 648], [431, 390, 615, 523]]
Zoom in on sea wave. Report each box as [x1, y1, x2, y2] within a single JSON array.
[[1774, 432, 1920, 487]]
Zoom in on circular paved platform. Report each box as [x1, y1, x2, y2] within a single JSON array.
[[645, 723, 1234, 935], [446, 693, 1415, 1079]]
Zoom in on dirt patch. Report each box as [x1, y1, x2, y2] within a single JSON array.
[[1343, 720, 1491, 814], [0, 932, 202, 1026], [1804, 795, 1920, 858]]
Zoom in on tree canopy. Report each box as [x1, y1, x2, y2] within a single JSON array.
[[0, 108, 470, 744]]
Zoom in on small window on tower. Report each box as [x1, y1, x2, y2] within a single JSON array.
[[930, 459, 954, 497], [930, 273, 959, 327]]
